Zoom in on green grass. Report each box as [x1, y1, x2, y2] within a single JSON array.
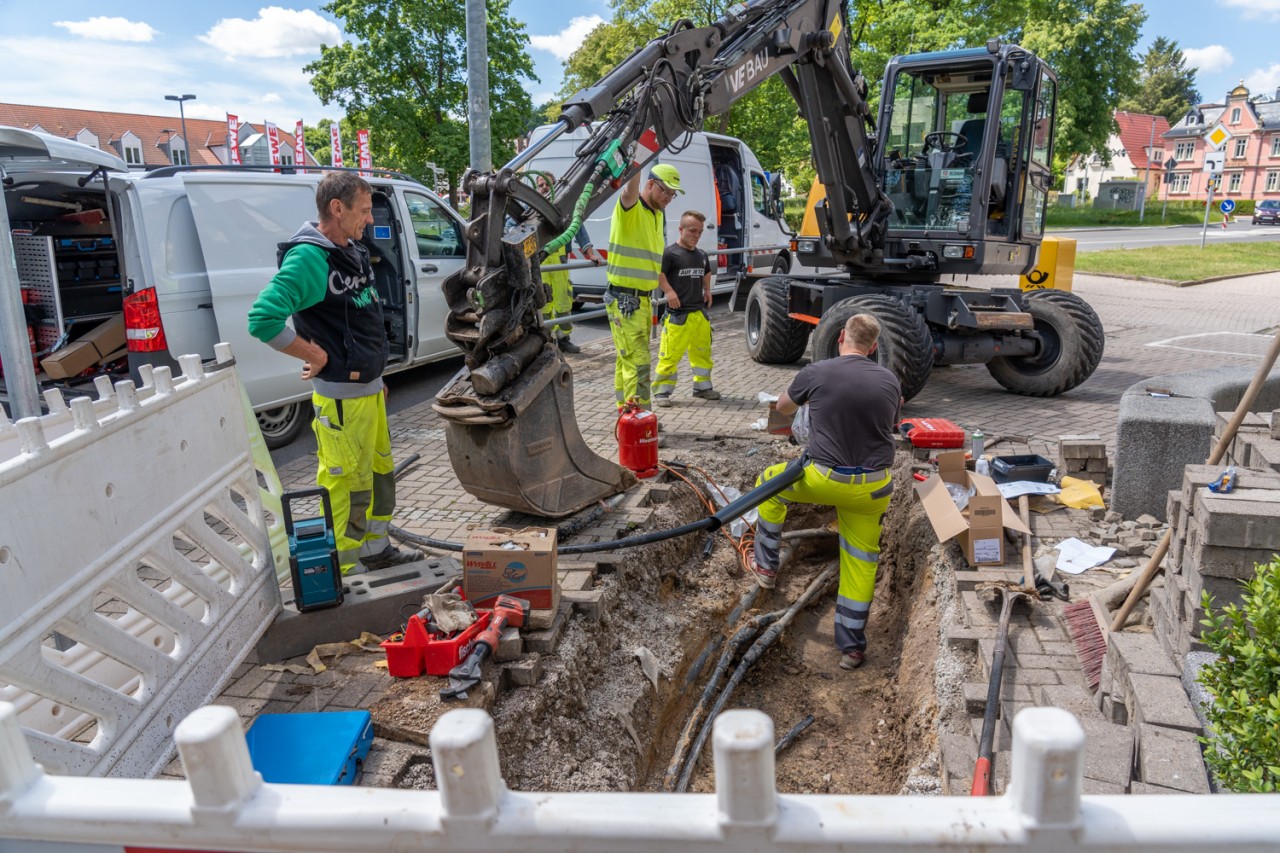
[[1046, 206, 1208, 227], [1074, 241, 1280, 282]]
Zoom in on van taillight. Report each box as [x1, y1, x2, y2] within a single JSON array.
[[122, 288, 168, 352]]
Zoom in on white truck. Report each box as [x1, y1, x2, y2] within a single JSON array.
[[520, 124, 794, 299], [1, 125, 467, 447]]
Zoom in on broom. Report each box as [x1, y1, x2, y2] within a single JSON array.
[[1067, 324, 1280, 688]]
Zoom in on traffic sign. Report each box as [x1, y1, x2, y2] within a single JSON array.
[[1221, 199, 1236, 214], [1203, 151, 1225, 174], [1164, 156, 1178, 171], [1204, 122, 1233, 151]]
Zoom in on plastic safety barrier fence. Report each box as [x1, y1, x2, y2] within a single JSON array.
[[0, 704, 1277, 852], [0, 344, 283, 778]]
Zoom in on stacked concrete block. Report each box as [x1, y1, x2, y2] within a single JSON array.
[[1058, 434, 1109, 489], [1160, 464, 1280, 668], [1215, 410, 1280, 472]]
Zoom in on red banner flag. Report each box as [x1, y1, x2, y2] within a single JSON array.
[[265, 121, 281, 166], [330, 125, 343, 167], [226, 114, 241, 165], [357, 129, 371, 172], [294, 120, 307, 171]]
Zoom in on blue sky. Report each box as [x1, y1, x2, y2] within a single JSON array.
[[0, 1, 1276, 128]]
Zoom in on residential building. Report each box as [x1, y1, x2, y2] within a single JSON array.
[[1160, 83, 1280, 203], [0, 103, 320, 169], [1061, 110, 1170, 203]]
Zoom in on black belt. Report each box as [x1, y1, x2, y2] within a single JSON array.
[[606, 284, 654, 299], [811, 462, 890, 484]]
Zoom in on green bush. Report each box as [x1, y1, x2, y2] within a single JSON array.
[[782, 196, 807, 231], [1197, 556, 1280, 792]]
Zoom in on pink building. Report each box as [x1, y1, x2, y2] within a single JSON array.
[[1161, 82, 1280, 203]]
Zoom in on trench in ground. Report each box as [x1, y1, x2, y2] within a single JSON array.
[[392, 442, 965, 795]]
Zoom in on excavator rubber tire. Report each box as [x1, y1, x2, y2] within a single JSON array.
[[745, 277, 811, 365], [810, 293, 934, 401], [985, 290, 1104, 397]]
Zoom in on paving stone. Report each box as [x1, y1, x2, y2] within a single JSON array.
[[563, 588, 606, 621], [1127, 673, 1203, 734], [1038, 684, 1105, 720], [962, 682, 1038, 716], [939, 733, 977, 796], [495, 626, 524, 662], [1082, 778, 1127, 794], [1193, 494, 1280, 550], [1129, 781, 1194, 795], [502, 655, 544, 688], [1106, 632, 1180, 681], [523, 603, 571, 654], [559, 569, 596, 592], [1135, 724, 1211, 793]]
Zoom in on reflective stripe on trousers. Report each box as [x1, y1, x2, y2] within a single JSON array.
[[654, 310, 714, 394], [607, 295, 653, 408], [311, 390, 398, 574], [752, 459, 893, 654]]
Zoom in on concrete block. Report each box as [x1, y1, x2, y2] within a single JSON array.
[[1107, 633, 1180, 680], [952, 568, 1024, 591], [1128, 673, 1203, 734], [1038, 684, 1105, 720], [1185, 569, 1249, 607], [1130, 781, 1194, 794], [559, 570, 595, 592], [1193, 494, 1280, 550], [562, 588, 606, 621], [962, 682, 1038, 716], [1114, 394, 1216, 522], [1101, 693, 1128, 726], [495, 626, 523, 662], [1135, 724, 1210, 793], [523, 602, 572, 654], [1082, 778, 1127, 794], [1180, 464, 1280, 515], [1183, 527, 1279, 579], [1245, 435, 1280, 471], [254, 558, 462, 663], [501, 654, 543, 688], [1272, 410, 1280, 441], [939, 733, 977, 796], [969, 716, 1012, 751], [1086, 457, 1109, 473]]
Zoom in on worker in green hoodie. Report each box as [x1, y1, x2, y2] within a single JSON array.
[[248, 172, 422, 575]]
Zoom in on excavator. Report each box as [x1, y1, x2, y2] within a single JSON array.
[[434, 0, 1104, 518]]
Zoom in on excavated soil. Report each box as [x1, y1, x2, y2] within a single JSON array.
[[391, 435, 966, 795]]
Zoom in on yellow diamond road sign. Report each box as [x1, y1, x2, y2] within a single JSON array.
[[1204, 122, 1233, 151]]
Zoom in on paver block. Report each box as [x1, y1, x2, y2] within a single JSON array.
[[939, 733, 977, 796], [523, 602, 572, 654], [501, 655, 544, 688], [952, 568, 1024, 591], [1082, 778, 1126, 794], [1038, 684, 1106, 720], [559, 569, 596, 592], [1106, 632, 1180, 681], [254, 558, 462, 663], [495, 626, 523, 662], [1128, 673, 1203, 734], [1135, 724, 1210, 793], [563, 588, 606, 621], [963, 682, 1037, 716], [1193, 494, 1280, 550], [1076, 716, 1136, 787]]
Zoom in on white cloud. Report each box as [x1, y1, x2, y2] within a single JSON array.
[[1245, 63, 1280, 94], [53, 17, 157, 42], [529, 15, 605, 62], [262, 93, 283, 104], [1223, 0, 1280, 21], [1183, 45, 1234, 74], [199, 7, 342, 59]]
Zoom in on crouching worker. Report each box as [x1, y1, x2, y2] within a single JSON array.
[[747, 313, 900, 670], [654, 210, 719, 405], [247, 172, 422, 575]]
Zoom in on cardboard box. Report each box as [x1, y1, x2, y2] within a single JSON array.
[[78, 314, 126, 359], [766, 402, 793, 435], [40, 340, 100, 379], [914, 451, 1030, 566], [463, 527, 559, 611]]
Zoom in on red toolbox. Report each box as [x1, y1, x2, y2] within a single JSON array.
[[382, 611, 492, 678], [898, 418, 966, 449]]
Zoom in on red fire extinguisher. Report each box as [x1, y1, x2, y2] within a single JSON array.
[[616, 399, 659, 479]]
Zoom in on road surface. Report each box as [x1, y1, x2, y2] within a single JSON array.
[[1059, 223, 1280, 252]]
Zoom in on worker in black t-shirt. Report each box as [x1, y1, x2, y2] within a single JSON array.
[[748, 313, 901, 671], [653, 211, 720, 405]]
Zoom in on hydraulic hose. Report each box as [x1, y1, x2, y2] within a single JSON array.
[[542, 180, 596, 256], [390, 456, 806, 556]]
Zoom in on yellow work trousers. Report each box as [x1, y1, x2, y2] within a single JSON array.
[[606, 294, 653, 409], [541, 252, 573, 339], [654, 310, 713, 396], [311, 391, 397, 574], [753, 460, 894, 654]]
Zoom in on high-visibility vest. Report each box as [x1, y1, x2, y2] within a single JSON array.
[[607, 198, 664, 292]]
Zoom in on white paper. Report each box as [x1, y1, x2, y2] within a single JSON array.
[[1054, 536, 1116, 575], [996, 480, 1061, 499], [972, 538, 1002, 563], [757, 391, 779, 404]]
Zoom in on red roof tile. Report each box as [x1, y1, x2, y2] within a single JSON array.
[[0, 102, 319, 168], [1113, 111, 1171, 169]]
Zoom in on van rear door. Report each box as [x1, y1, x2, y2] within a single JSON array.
[[180, 172, 320, 411]]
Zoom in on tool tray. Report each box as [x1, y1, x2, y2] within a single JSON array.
[[383, 610, 492, 678]]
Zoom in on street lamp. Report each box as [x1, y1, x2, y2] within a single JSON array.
[[164, 94, 196, 155]]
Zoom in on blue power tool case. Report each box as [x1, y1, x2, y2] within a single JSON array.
[[245, 711, 374, 785]]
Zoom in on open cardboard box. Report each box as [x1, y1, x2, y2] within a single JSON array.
[[914, 451, 1029, 566]]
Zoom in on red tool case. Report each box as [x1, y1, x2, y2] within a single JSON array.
[[898, 418, 966, 449]]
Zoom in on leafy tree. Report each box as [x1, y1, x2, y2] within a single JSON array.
[[307, 0, 536, 204], [1118, 37, 1200, 124]]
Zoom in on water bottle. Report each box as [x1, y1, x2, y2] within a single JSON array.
[[971, 428, 985, 459]]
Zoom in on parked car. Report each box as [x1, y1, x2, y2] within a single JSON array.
[[1253, 199, 1280, 225], [1, 126, 466, 447]]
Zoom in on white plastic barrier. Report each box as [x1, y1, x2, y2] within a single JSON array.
[[0, 704, 1277, 852], [0, 345, 282, 778]]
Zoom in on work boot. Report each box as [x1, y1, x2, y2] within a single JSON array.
[[557, 337, 582, 354], [654, 392, 673, 407], [361, 542, 423, 571], [692, 388, 722, 401], [746, 553, 777, 589], [839, 650, 866, 670]]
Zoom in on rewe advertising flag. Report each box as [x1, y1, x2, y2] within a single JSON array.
[[330, 124, 343, 167], [294, 120, 307, 172], [265, 121, 281, 166], [357, 129, 371, 172], [226, 114, 241, 165]]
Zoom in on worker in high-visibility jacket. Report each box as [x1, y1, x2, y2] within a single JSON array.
[[606, 163, 681, 409], [535, 173, 601, 354], [654, 210, 720, 404]]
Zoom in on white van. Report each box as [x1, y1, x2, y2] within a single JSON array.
[[1, 126, 466, 446], [522, 125, 794, 298]]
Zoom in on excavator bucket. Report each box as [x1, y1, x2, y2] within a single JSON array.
[[433, 347, 636, 518]]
